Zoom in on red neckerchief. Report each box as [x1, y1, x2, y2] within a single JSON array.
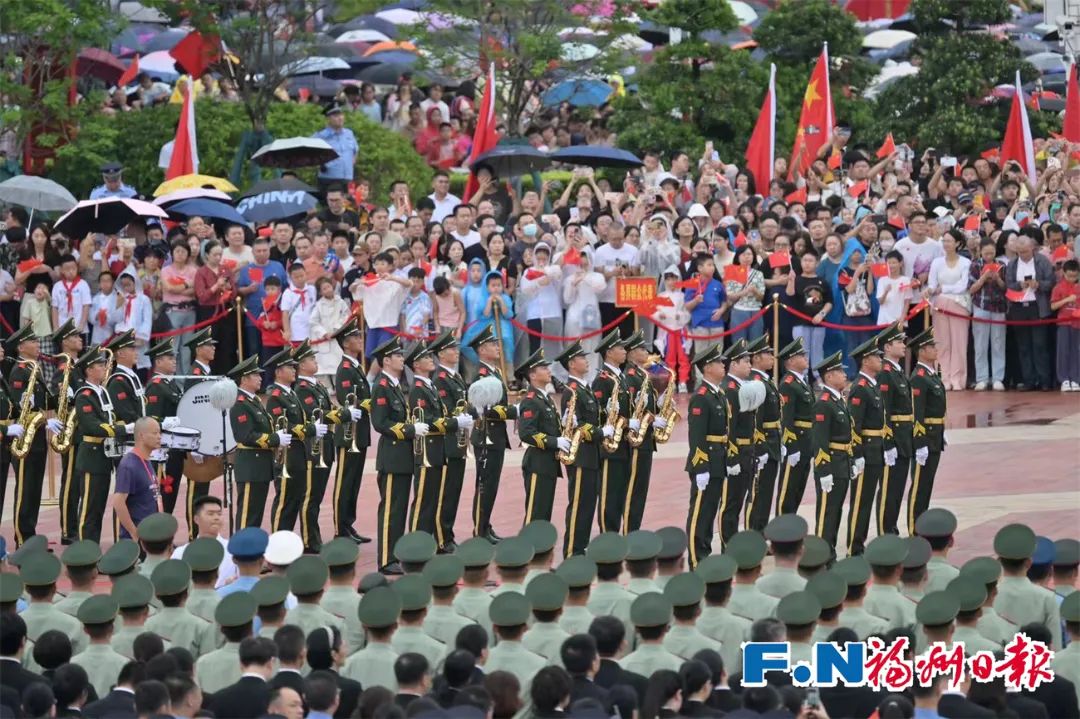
[[62, 277, 81, 313], [124, 293, 136, 321], [289, 285, 307, 308]]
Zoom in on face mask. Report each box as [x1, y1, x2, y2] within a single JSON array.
[[879, 237, 896, 252], [523, 223, 538, 238]]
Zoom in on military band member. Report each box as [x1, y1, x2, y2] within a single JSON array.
[[846, 336, 887, 557], [556, 341, 602, 558], [431, 330, 470, 552], [294, 340, 343, 554], [907, 329, 947, 535], [187, 328, 217, 388], [720, 339, 759, 546], [810, 351, 853, 553], [229, 355, 288, 530], [592, 330, 632, 535], [516, 349, 567, 525], [105, 330, 146, 430], [266, 348, 320, 534], [332, 317, 372, 544], [145, 340, 193, 534], [876, 324, 912, 536], [684, 343, 729, 567], [370, 336, 428, 575], [745, 335, 781, 532], [469, 326, 518, 542], [50, 318, 86, 544], [623, 330, 665, 533], [775, 338, 814, 515], [0, 342, 22, 526]]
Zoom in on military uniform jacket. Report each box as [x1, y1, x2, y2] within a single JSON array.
[[231, 389, 281, 483], [0, 376, 14, 443], [342, 641, 399, 692], [371, 372, 418, 474], [724, 377, 757, 454], [472, 362, 517, 450], [296, 376, 343, 459], [410, 376, 457, 466], [592, 364, 631, 460], [321, 586, 366, 656], [560, 376, 601, 471], [143, 607, 216, 659], [188, 360, 213, 390], [624, 363, 657, 452], [145, 374, 181, 421], [849, 373, 885, 464], [811, 387, 853, 477], [107, 366, 146, 423], [72, 643, 129, 698], [750, 369, 781, 461], [518, 386, 563, 477], [75, 384, 128, 474], [334, 356, 371, 449], [49, 359, 84, 440], [911, 363, 946, 453], [9, 359, 48, 454], [779, 370, 814, 456], [433, 364, 470, 460], [879, 359, 913, 455], [685, 381, 731, 476], [266, 384, 316, 461]]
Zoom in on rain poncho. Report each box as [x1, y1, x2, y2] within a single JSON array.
[[461, 261, 514, 363], [637, 214, 682, 281]]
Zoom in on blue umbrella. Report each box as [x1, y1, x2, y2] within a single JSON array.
[[472, 145, 552, 177], [167, 199, 247, 226], [550, 145, 643, 169], [542, 79, 613, 107], [236, 191, 317, 223], [144, 28, 189, 53]]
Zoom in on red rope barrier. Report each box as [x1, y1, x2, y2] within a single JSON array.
[[933, 306, 1068, 326], [507, 311, 633, 341], [150, 305, 233, 339], [644, 304, 772, 340], [0, 313, 13, 335], [780, 303, 925, 331]]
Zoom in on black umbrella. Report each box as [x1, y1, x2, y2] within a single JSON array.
[[54, 198, 168, 236], [286, 75, 345, 98], [330, 15, 398, 40], [240, 177, 317, 198], [550, 145, 643, 169], [236, 190, 318, 223], [355, 60, 416, 85], [472, 145, 552, 177], [251, 137, 339, 168]]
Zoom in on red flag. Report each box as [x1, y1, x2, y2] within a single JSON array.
[[980, 146, 1000, 160], [845, 0, 911, 20], [734, 229, 748, 248], [869, 262, 889, 278], [524, 268, 545, 280], [563, 246, 582, 265], [887, 215, 906, 231], [1001, 71, 1036, 181], [963, 214, 981, 232], [785, 186, 807, 204], [744, 64, 776, 189], [428, 238, 439, 260], [117, 54, 139, 87], [768, 252, 791, 269], [169, 31, 221, 79], [1066, 63, 1080, 143], [724, 264, 748, 285], [166, 83, 198, 180], [875, 132, 896, 159], [675, 279, 699, 290], [847, 180, 868, 198], [789, 45, 834, 177], [1052, 245, 1071, 261], [1005, 288, 1027, 303], [827, 150, 841, 170], [464, 63, 498, 201]]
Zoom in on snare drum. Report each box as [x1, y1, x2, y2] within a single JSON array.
[[104, 438, 132, 459], [149, 448, 168, 462], [160, 426, 202, 451]]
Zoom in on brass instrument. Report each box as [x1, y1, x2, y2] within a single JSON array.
[[600, 387, 627, 454], [103, 347, 115, 380], [343, 392, 361, 454], [48, 353, 77, 453], [653, 362, 682, 444], [410, 406, 432, 467], [311, 408, 328, 469], [626, 363, 656, 448], [11, 360, 46, 459], [275, 415, 292, 481], [454, 399, 470, 449], [557, 390, 583, 465]]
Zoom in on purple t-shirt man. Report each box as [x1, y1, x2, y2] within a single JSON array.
[[115, 451, 160, 538]]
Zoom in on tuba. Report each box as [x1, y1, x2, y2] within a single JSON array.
[[49, 354, 77, 453], [557, 389, 583, 465], [653, 363, 681, 444], [11, 360, 46, 459], [600, 387, 627, 454]]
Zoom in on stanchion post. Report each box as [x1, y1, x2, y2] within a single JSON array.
[[235, 296, 244, 362], [772, 295, 780, 383], [492, 303, 511, 394]]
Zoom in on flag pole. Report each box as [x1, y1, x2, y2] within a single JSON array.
[[772, 294, 780, 383], [235, 296, 244, 362]]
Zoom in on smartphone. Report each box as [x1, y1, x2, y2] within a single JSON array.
[[941, 156, 958, 168], [1048, 157, 1062, 171], [869, 214, 886, 226], [806, 687, 821, 709], [541, 214, 558, 226], [569, 207, 580, 222]]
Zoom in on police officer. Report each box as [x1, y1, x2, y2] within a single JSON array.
[[332, 317, 372, 544], [745, 335, 781, 531], [452, 537, 496, 639], [908, 329, 947, 535], [810, 351, 853, 552], [720, 340, 760, 546], [187, 328, 217, 389], [684, 343, 730, 567], [877, 324, 913, 536], [585, 533, 635, 639], [294, 340, 343, 553], [145, 339, 198, 535], [846, 335, 887, 557], [229, 355, 288, 530], [776, 338, 814, 516], [266, 347, 320, 534], [48, 319, 85, 544], [469, 326, 518, 542], [592, 330, 632, 535], [430, 330, 470, 552], [622, 330, 663, 533], [89, 162, 137, 199], [516, 349, 567, 524], [556, 340, 603, 558]]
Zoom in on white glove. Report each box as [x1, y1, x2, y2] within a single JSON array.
[[5, 424, 24, 438], [628, 418, 641, 431], [162, 416, 180, 430], [819, 474, 834, 493], [602, 425, 615, 438], [276, 431, 293, 447], [511, 403, 520, 415], [46, 418, 64, 434], [653, 416, 668, 429], [191, 452, 205, 464], [756, 454, 768, 471], [315, 422, 328, 438], [727, 463, 741, 477], [853, 457, 865, 476], [884, 448, 897, 466], [413, 422, 430, 437], [915, 447, 929, 466], [943, 431, 950, 447], [787, 451, 801, 467], [349, 408, 364, 421], [780, 444, 787, 460], [455, 414, 474, 430], [695, 472, 710, 491], [124, 422, 135, 434], [557, 436, 572, 453]]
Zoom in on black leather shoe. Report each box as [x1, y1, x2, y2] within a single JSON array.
[[380, 562, 404, 576], [482, 530, 503, 544], [346, 528, 371, 544], [438, 541, 457, 554]]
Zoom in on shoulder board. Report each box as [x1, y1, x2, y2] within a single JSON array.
[[271, 389, 281, 397], [342, 359, 352, 369], [379, 378, 388, 387], [858, 378, 867, 387], [151, 377, 162, 384], [526, 391, 536, 399], [627, 367, 637, 376], [820, 392, 831, 402], [880, 383, 889, 391], [727, 380, 737, 389], [236, 394, 246, 403], [600, 370, 612, 379], [415, 380, 424, 388], [697, 386, 708, 396], [917, 368, 926, 376], [80, 388, 95, 397], [438, 371, 447, 379], [478, 367, 489, 376], [17, 361, 28, 368], [569, 381, 578, 391], [783, 375, 794, 384]]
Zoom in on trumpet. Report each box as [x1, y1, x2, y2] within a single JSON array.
[[454, 399, 470, 449], [343, 392, 361, 454], [410, 406, 432, 467], [275, 415, 291, 481], [311, 408, 328, 469]]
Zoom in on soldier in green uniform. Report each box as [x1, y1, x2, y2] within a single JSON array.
[[370, 336, 427, 575], [147, 559, 217, 659], [863, 535, 916, 630], [430, 330, 471, 552], [834, 556, 890, 639], [876, 324, 913, 536], [810, 351, 853, 552], [342, 586, 402, 691], [452, 537, 496, 640], [623, 530, 661, 596], [914, 508, 960, 593], [776, 338, 814, 515], [907, 328, 947, 534], [901, 536, 932, 603], [19, 551, 87, 654], [622, 330, 663, 533], [266, 347, 320, 535], [469, 326, 518, 542], [684, 343, 731, 567], [187, 328, 216, 388], [284, 555, 344, 634], [195, 592, 257, 693], [743, 335, 780, 532], [778, 591, 822, 665], [556, 340, 603, 558], [756, 514, 809, 599], [97, 539, 140, 586], [72, 595, 129, 698], [846, 335, 887, 557], [807, 570, 848, 643], [523, 573, 571, 661], [229, 355, 285, 530], [0, 341, 19, 527], [252, 575, 290, 640], [1053, 539, 1079, 600], [720, 340, 761, 545], [521, 519, 558, 587], [555, 555, 597, 635], [947, 577, 1002, 653], [394, 530, 438, 574], [331, 317, 372, 544], [724, 530, 780, 622], [662, 572, 723, 661], [960, 556, 1017, 646], [7, 323, 54, 546], [592, 330, 633, 535], [391, 574, 447, 667], [293, 340, 343, 553], [798, 536, 832, 580], [655, 527, 688, 590], [516, 349, 566, 524], [490, 536, 533, 597], [486, 593, 547, 694], [694, 554, 751, 676], [421, 554, 475, 648], [993, 523, 1062, 649], [50, 319, 85, 544], [111, 573, 164, 658], [138, 512, 179, 578], [914, 590, 960, 655], [585, 533, 635, 640], [619, 593, 683, 676], [182, 537, 223, 622], [1051, 593, 1080, 707], [145, 339, 199, 537], [54, 540, 102, 618], [320, 538, 366, 654]]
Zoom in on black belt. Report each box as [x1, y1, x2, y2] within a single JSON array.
[[164, 301, 196, 310]]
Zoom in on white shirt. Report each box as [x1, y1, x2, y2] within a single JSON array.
[[51, 278, 92, 330], [172, 535, 238, 589], [928, 255, 971, 297], [354, 278, 406, 330], [875, 274, 911, 325], [279, 284, 317, 341], [419, 98, 451, 124], [451, 229, 481, 249], [1015, 256, 1037, 302], [222, 244, 255, 270], [428, 192, 462, 223], [113, 294, 154, 368], [894, 237, 943, 280], [520, 265, 563, 320], [592, 242, 641, 303], [90, 291, 118, 345]]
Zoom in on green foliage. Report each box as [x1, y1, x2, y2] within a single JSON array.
[[642, 0, 738, 37], [910, 0, 1012, 29], [753, 0, 863, 64]]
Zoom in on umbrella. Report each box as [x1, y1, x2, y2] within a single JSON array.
[[112, 24, 162, 56], [140, 50, 180, 81], [154, 174, 238, 197], [251, 137, 339, 168], [337, 29, 391, 43], [363, 40, 418, 56], [167, 199, 248, 225], [286, 75, 344, 98], [472, 146, 552, 177], [54, 198, 168, 237], [332, 15, 398, 39], [118, 1, 170, 23], [240, 177, 317, 198], [561, 43, 600, 62], [144, 28, 189, 53], [550, 146, 643, 169], [1026, 51, 1068, 74], [1037, 96, 1066, 112], [355, 60, 417, 85], [153, 187, 234, 207], [862, 29, 917, 49], [542, 79, 613, 107], [375, 8, 421, 24], [284, 56, 351, 76], [0, 176, 78, 213], [77, 49, 126, 85], [728, 1, 758, 25], [236, 190, 318, 223]]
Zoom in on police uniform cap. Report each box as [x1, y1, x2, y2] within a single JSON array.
[[78, 594, 119, 625], [98, 540, 140, 576], [555, 556, 597, 588], [147, 339, 177, 360], [520, 521, 558, 555], [657, 527, 688, 561], [946, 577, 987, 612], [404, 340, 434, 367], [51, 318, 79, 345], [721, 339, 750, 361], [101, 162, 124, 175], [227, 355, 261, 380], [630, 592, 672, 628], [0, 574, 24, 604], [1053, 539, 1080, 568], [494, 537, 535, 569], [467, 325, 497, 351], [1032, 536, 1055, 566], [916, 590, 960, 627], [850, 335, 884, 361], [595, 330, 626, 357], [834, 556, 872, 586], [4, 323, 36, 350], [215, 592, 257, 628], [585, 533, 628, 565], [662, 572, 705, 608], [8, 535, 49, 567], [1062, 592, 1080, 624], [907, 328, 936, 352], [555, 340, 587, 368], [777, 591, 822, 626], [21, 553, 62, 586], [455, 537, 495, 568], [746, 334, 771, 356], [959, 556, 1002, 585], [694, 554, 737, 584], [105, 329, 136, 351], [526, 573, 568, 611], [325, 104, 344, 116], [358, 572, 389, 594], [264, 346, 298, 372], [764, 514, 808, 544], [150, 560, 191, 597], [806, 570, 847, 610], [489, 592, 531, 626], [799, 536, 832, 571], [358, 586, 401, 627], [903, 537, 933, 569], [266, 531, 304, 566], [723, 531, 767, 570], [394, 531, 438, 565], [185, 327, 217, 350], [62, 540, 102, 568], [626, 530, 662, 562], [392, 574, 433, 611], [814, 351, 845, 375], [514, 348, 550, 379], [320, 537, 360, 568], [251, 575, 290, 607], [865, 534, 908, 567], [227, 528, 268, 561], [287, 556, 329, 595], [914, 508, 957, 538], [184, 537, 226, 571], [623, 330, 647, 352], [994, 523, 1036, 560], [693, 343, 725, 369], [422, 554, 465, 588], [777, 337, 807, 362], [138, 513, 178, 544], [112, 573, 155, 609]]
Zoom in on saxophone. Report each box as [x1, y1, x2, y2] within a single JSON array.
[[557, 390, 583, 465], [11, 360, 46, 459], [600, 386, 627, 454], [49, 354, 77, 453], [626, 369, 655, 448], [653, 363, 681, 444]]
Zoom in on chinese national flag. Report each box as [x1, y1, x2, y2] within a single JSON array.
[[1005, 288, 1027, 303], [464, 63, 498, 200], [724, 264, 748, 285], [848, 180, 868, 198], [789, 45, 834, 177], [785, 186, 807, 204], [744, 64, 776, 188], [876, 132, 896, 159], [827, 150, 841, 170], [887, 215, 906, 231], [1065, 63, 1080, 143], [1001, 70, 1037, 181], [963, 214, 981, 232], [869, 262, 889, 278], [168, 31, 221, 79], [166, 83, 198, 179], [733, 229, 748, 248], [768, 252, 791, 269], [117, 54, 139, 87]]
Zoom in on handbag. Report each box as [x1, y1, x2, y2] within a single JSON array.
[[844, 277, 872, 318]]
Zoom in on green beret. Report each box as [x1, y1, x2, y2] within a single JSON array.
[[916, 590, 960, 627], [111, 573, 154, 609], [903, 537, 933, 569], [251, 576, 291, 607], [914, 508, 957, 538], [0, 574, 24, 603], [630, 592, 672, 628], [21, 553, 62, 586], [455, 537, 495, 568], [865, 535, 908, 567], [777, 590, 822, 626], [182, 538, 225, 572], [586, 533, 628, 565], [150, 560, 191, 597], [392, 574, 433, 612], [358, 586, 401, 628], [555, 556, 597, 589], [358, 572, 390, 594], [525, 573, 568, 612], [287, 556, 330, 595], [959, 556, 1002, 585], [78, 594, 119, 625], [946, 577, 987, 613], [489, 592, 531, 626], [724, 531, 767, 570], [520, 521, 558, 555], [394, 532, 438, 565], [694, 555, 737, 584], [61, 540, 102, 568], [834, 556, 872, 586], [656, 527, 688, 561], [662, 572, 705, 608], [98, 540, 140, 576], [994, 524, 1036, 560], [799, 536, 832, 571], [494, 537, 535, 569], [1062, 592, 1080, 624], [764, 515, 808, 544], [806, 570, 847, 610], [626, 531, 662, 562], [1054, 539, 1080, 568], [215, 592, 257, 628], [423, 555, 465, 588], [320, 537, 360, 568], [137, 513, 179, 544]]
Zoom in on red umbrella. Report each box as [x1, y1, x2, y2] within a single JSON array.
[[77, 48, 126, 84]]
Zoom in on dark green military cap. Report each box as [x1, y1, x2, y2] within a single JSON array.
[[215, 592, 258, 627], [404, 340, 434, 368], [0, 574, 24, 603], [724, 531, 767, 570], [392, 574, 433, 611], [21, 553, 62, 586], [70, 345, 108, 370], [251, 575, 290, 607], [394, 531, 438, 565], [695, 554, 737, 584], [423, 555, 465, 588], [777, 591, 822, 626], [907, 328, 935, 352], [586, 533, 628, 565], [455, 537, 495, 568], [287, 556, 329, 595], [746, 334, 771, 356], [427, 328, 458, 354], [865, 535, 908, 567], [994, 524, 1036, 560], [489, 592, 531, 626], [903, 537, 933, 570], [1054, 539, 1080, 568], [959, 556, 1002, 585], [494, 537, 535, 569], [147, 338, 177, 361], [138, 513, 178, 544], [292, 339, 316, 364], [814, 351, 845, 375], [183, 537, 225, 572], [466, 325, 496, 351], [513, 348, 550, 380], [358, 586, 400, 627], [693, 342, 725, 369], [264, 346, 297, 371], [227, 355, 261, 380], [834, 556, 872, 586], [372, 335, 405, 362], [1062, 592, 1080, 624], [630, 592, 672, 628], [526, 573, 568, 611], [358, 572, 389, 594], [104, 329, 136, 352], [799, 536, 832, 571], [850, 335, 883, 361], [764, 514, 808, 544], [185, 327, 216, 350], [78, 594, 119, 625], [623, 329, 647, 352], [777, 337, 807, 362], [807, 570, 847, 610], [595, 330, 626, 356], [946, 577, 987, 612], [555, 556, 597, 589], [112, 573, 154, 609], [657, 527, 688, 561], [99, 540, 140, 576], [8, 536, 49, 568], [916, 590, 960, 627], [51, 318, 79, 345], [4, 321, 36, 350], [320, 538, 359, 568], [626, 530, 662, 562], [62, 540, 102, 568], [520, 521, 558, 556], [915, 508, 957, 538], [150, 560, 191, 597], [555, 340, 587, 368], [722, 339, 750, 362], [663, 572, 705, 608], [876, 323, 906, 350]]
